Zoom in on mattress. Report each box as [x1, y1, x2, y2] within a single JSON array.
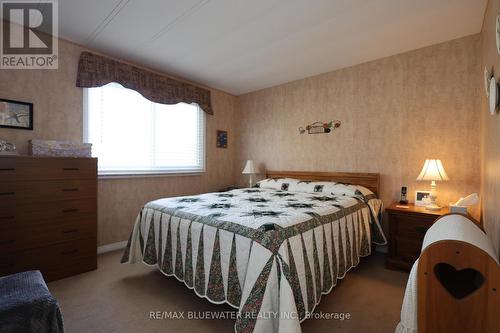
[[121, 179, 386, 333]]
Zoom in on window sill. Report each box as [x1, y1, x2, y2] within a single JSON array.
[[98, 170, 205, 179]]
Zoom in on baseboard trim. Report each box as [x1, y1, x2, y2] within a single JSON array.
[[98, 240, 128, 254]]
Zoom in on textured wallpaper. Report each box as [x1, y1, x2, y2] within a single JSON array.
[[0, 32, 488, 248], [480, 0, 500, 257], [236, 35, 482, 224], [0, 38, 238, 246]]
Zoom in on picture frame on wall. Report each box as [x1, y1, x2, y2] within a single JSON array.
[[216, 130, 228, 148], [415, 190, 431, 207], [0, 98, 33, 130]]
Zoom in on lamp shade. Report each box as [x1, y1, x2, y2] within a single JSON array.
[[242, 160, 256, 174], [416, 159, 449, 181]]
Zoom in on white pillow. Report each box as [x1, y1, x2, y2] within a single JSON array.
[[288, 181, 342, 194], [294, 182, 365, 196], [257, 178, 375, 197], [256, 178, 300, 191], [326, 183, 375, 197], [354, 185, 374, 196]]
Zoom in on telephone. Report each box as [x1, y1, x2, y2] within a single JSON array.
[[399, 186, 408, 204]]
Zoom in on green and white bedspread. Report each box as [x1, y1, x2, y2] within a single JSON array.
[[121, 180, 386, 333]]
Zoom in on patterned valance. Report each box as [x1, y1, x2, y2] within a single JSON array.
[[76, 52, 213, 115]]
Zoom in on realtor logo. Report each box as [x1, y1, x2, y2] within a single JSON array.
[[1, 0, 58, 69]]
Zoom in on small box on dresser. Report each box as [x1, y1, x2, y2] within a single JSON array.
[[0, 156, 97, 281], [385, 203, 450, 271]]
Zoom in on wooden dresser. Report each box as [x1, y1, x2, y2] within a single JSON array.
[[385, 203, 450, 271], [0, 156, 97, 281]]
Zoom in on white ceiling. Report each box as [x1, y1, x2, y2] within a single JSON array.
[[36, 0, 489, 94]]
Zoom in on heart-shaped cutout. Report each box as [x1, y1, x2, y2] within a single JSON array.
[[433, 263, 484, 300]]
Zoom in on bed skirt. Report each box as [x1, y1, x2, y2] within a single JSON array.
[[122, 200, 384, 333]]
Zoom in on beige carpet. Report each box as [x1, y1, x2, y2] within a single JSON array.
[[48, 251, 408, 333]]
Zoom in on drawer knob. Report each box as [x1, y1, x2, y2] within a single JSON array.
[[61, 249, 78, 255], [62, 208, 79, 213], [0, 215, 14, 220], [0, 192, 15, 196], [62, 188, 79, 192], [63, 167, 79, 171], [62, 229, 78, 234], [0, 168, 15, 171]]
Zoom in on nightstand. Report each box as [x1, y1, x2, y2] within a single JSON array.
[[385, 203, 450, 271]]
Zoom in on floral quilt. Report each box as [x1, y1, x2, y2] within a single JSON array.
[[121, 179, 386, 333]]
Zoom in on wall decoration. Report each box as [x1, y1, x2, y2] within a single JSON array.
[[484, 67, 493, 97], [216, 130, 228, 148], [496, 15, 500, 55], [0, 98, 33, 130], [299, 120, 341, 134], [489, 76, 498, 115]]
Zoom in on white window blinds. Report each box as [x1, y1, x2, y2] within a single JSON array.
[[84, 82, 205, 175]]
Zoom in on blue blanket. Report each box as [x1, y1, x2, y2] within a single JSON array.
[[0, 271, 64, 333]]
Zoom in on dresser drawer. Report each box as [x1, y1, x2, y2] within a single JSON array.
[[395, 236, 422, 263], [0, 156, 97, 281], [0, 219, 95, 254], [386, 204, 449, 271], [0, 198, 96, 230], [0, 157, 96, 181], [393, 214, 433, 240], [0, 238, 97, 280], [0, 180, 96, 206]]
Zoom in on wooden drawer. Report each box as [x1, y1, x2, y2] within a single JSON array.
[[0, 180, 96, 206], [0, 156, 97, 281], [0, 238, 97, 281], [0, 219, 95, 254], [386, 204, 451, 271], [0, 198, 96, 230], [0, 157, 97, 181], [393, 214, 433, 241], [395, 236, 422, 263]]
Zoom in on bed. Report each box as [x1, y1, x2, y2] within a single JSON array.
[[121, 171, 387, 333]]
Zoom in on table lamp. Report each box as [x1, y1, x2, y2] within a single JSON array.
[[416, 159, 449, 210], [242, 160, 257, 187]]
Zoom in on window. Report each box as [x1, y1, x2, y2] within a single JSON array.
[[84, 83, 205, 176]]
